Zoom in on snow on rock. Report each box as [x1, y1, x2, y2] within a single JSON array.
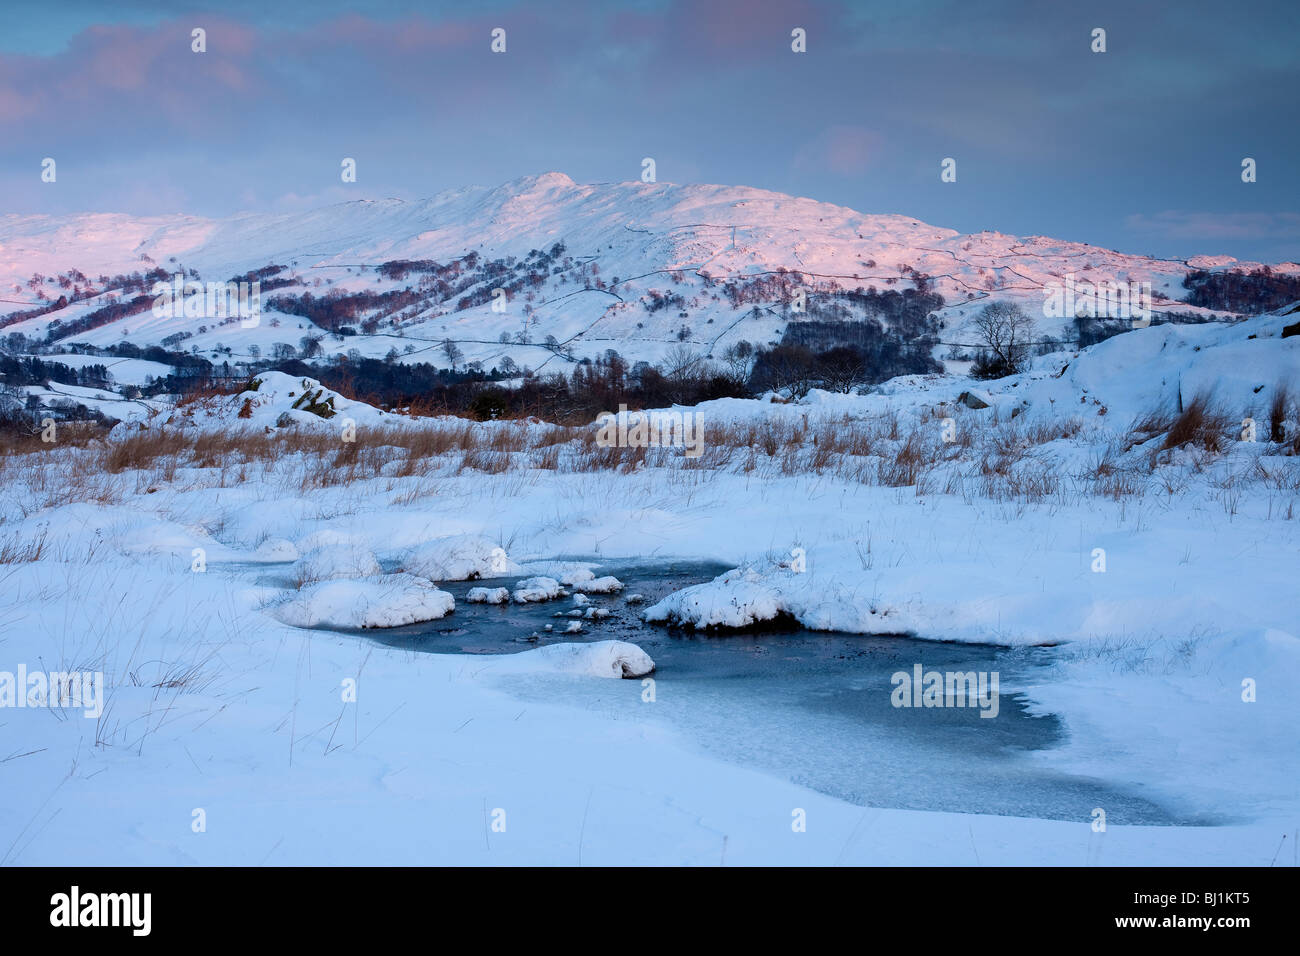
[[185, 371, 391, 431], [512, 576, 563, 603], [466, 586, 510, 604], [644, 562, 914, 634], [572, 575, 624, 594], [516, 561, 598, 585], [274, 574, 455, 629], [291, 545, 382, 584], [493, 640, 656, 679], [401, 534, 520, 581]]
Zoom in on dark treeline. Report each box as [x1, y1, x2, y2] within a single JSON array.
[[750, 305, 944, 396], [1182, 267, 1300, 314], [268, 289, 427, 334], [1073, 309, 1231, 348], [230, 351, 745, 424], [46, 294, 155, 343], [0, 355, 112, 389]]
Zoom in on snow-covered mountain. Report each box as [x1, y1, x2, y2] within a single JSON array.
[[2, 172, 1296, 373]]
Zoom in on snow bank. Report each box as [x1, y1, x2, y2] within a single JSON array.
[[274, 574, 455, 629], [466, 586, 510, 604]]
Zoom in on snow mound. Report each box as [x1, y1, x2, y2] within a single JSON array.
[[251, 537, 299, 562], [291, 545, 382, 584], [274, 574, 455, 629], [466, 586, 510, 604], [402, 534, 520, 581], [512, 576, 563, 603]]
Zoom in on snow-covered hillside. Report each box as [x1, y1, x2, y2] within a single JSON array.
[[3, 172, 1296, 375]]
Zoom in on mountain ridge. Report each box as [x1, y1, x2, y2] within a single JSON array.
[[3, 173, 1297, 374]]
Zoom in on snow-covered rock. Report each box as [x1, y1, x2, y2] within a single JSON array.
[[501, 640, 655, 678], [572, 575, 624, 594], [275, 574, 455, 629], [512, 576, 563, 603], [466, 586, 510, 605], [402, 534, 520, 581], [644, 562, 913, 634]]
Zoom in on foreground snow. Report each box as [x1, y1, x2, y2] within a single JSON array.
[[2, 312, 1298, 864]]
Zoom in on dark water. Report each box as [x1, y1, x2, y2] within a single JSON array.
[[238, 557, 1211, 825]]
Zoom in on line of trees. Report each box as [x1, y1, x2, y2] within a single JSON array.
[[1183, 267, 1300, 314]]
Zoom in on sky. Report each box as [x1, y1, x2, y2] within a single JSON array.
[[1, 0, 1297, 262]]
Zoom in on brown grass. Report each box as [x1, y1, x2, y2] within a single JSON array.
[[1269, 383, 1291, 445], [4, 388, 1299, 516], [1163, 393, 1230, 454]]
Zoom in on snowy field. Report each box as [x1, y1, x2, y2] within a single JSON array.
[[1, 308, 1298, 866]]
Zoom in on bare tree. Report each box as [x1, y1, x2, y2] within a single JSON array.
[[661, 344, 705, 382], [818, 346, 869, 393], [971, 301, 1036, 377], [721, 340, 755, 383], [754, 344, 817, 399], [441, 338, 463, 369]]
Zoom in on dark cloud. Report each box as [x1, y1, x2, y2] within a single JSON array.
[[2, 0, 1296, 261]]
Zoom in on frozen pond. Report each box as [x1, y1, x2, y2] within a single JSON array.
[[280, 557, 1205, 827]]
